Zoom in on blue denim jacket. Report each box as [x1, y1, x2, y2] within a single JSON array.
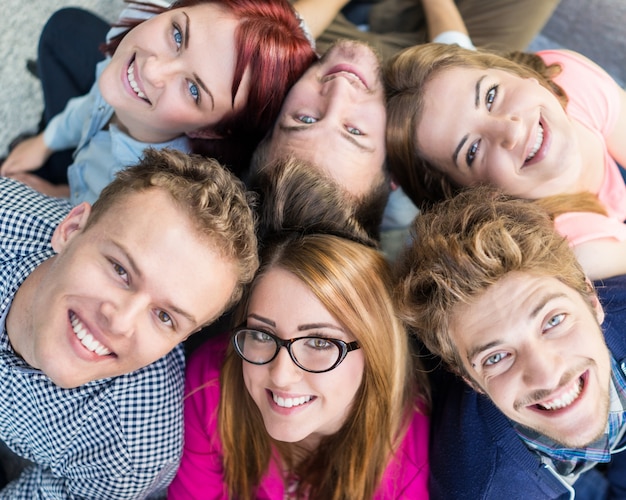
[[43, 59, 191, 205]]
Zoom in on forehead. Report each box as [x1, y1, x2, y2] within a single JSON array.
[[87, 189, 207, 254], [86, 189, 237, 322], [449, 273, 587, 354], [249, 268, 332, 318]]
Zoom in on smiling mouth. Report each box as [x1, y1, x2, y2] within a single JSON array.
[[534, 376, 583, 411], [69, 312, 112, 357], [323, 65, 368, 90], [272, 392, 313, 408], [127, 58, 150, 103], [524, 122, 544, 163]]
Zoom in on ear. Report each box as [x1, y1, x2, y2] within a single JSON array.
[[590, 292, 605, 325], [585, 278, 605, 325], [51, 202, 92, 253], [186, 128, 223, 140]]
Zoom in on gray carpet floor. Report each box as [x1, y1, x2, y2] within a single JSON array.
[[0, 0, 624, 156]]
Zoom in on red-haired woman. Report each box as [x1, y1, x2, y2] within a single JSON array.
[[1, 0, 316, 199]]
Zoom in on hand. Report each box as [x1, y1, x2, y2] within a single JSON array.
[[0, 133, 52, 177], [7, 173, 69, 197]]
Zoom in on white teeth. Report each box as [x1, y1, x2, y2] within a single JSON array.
[[127, 61, 147, 100], [324, 71, 366, 89], [272, 393, 312, 408], [70, 312, 112, 357], [538, 378, 582, 411], [525, 123, 544, 163]]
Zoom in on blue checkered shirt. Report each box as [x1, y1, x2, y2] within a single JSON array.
[[514, 355, 626, 480], [0, 178, 185, 499]]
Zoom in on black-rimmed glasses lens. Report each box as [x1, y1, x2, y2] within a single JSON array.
[[232, 328, 360, 373]]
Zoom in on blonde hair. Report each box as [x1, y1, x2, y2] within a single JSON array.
[[219, 233, 427, 499], [88, 148, 258, 310], [384, 43, 567, 209], [394, 186, 593, 378]]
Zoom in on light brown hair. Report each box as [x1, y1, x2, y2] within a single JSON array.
[[394, 186, 593, 378], [384, 43, 567, 209], [250, 141, 391, 239], [219, 233, 428, 499], [88, 147, 258, 310], [252, 156, 378, 245]]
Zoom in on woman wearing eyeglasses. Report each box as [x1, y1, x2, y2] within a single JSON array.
[[168, 232, 430, 499]]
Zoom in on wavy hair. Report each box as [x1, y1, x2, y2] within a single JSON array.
[[394, 186, 593, 378], [89, 147, 258, 311]]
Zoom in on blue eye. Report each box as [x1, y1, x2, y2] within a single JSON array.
[[545, 313, 565, 331], [297, 115, 317, 124], [173, 25, 182, 47], [346, 126, 363, 135], [466, 140, 480, 166], [188, 81, 199, 102], [486, 84, 498, 111], [484, 352, 508, 366]]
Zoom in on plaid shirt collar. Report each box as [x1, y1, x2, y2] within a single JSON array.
[[513, 355, 626, 477]]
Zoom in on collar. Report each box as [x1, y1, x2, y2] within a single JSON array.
[[513, 355, 626, 477]]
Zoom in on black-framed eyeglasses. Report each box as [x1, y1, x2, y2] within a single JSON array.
[[232, 327, 360, 373]]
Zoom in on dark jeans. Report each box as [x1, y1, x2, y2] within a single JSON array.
[[34, 7, 108, 184]]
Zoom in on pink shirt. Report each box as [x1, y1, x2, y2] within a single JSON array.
[[539, 50, 626, 244], [168, 335, 430, 499]]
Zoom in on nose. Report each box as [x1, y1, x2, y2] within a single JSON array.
[[99, 293, 146, 336], [485, 114, 524, 151], [319, 76, 356, 113], [268, 347, 303, 387], [142, 54, 178, 89], [520, 346, 564, 389]]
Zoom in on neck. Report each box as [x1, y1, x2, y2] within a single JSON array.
[[572, 119, 605, 193]]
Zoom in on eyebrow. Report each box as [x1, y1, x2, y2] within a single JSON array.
[[183, 11, 214, 111], [452, 74, 488, 168], [248, 313, 275, 327], [466, 291, 568, 365], [278, 122, 376, 154], [114, 240, 198, 325], [298, 323, 345, 334], [247, 315, 345, 335]]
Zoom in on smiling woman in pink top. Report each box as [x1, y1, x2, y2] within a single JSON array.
[[168, 232, 430, 499], [385, 44, 626, 280]]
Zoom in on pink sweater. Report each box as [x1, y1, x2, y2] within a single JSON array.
[[168, 334, 430, 499], [539, 50, 626, 245]]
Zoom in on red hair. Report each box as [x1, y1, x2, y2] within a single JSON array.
[[103, 0, 317, 172]]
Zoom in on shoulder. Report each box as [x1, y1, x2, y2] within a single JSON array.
[[594, 275, 626, 357], [0, 178, 71, 268], [376, 403, 430, 498], [428, 370, 554, 498], [538, 49, 618, 93], [113, 345, 186, 420], [186, 333, 230, 389], [0, 177, 71, 229]]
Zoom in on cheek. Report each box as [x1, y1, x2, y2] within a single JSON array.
[[241, 363, 262, 399], [339, 355, 365, 399], [483, 379, 518, 413]]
